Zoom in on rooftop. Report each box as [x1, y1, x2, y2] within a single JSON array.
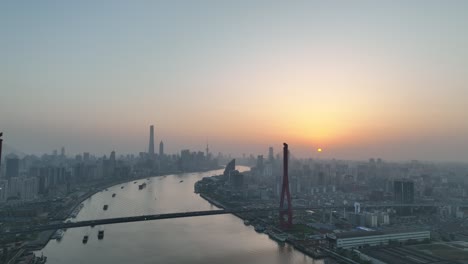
[[334, 229, 429, 239]]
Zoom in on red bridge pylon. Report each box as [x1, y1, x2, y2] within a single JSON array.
[[279, 143, 292, 229]]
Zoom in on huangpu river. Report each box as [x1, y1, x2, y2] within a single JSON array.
[[39, 167, 325, 264]]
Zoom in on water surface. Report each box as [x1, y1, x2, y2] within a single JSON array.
[[40, 167, 324, 264]]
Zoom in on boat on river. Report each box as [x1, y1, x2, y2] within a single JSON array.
[[268, 232, 287, 243], [254, 225, 265, 233], [98, 230, 104, 240], [52, 229, 64, 241]]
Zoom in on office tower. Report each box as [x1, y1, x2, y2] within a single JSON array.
[[223, 159, 236, 178], [159, 141, 164, 156], [61, 147, 65, 157], [6, 155, 19, 179], [394, 179, 414, 204], [110, 151, 116, 164], [268, 147, 274, 162], [148, 125, 155, 155]]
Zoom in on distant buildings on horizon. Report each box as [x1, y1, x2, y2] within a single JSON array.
[[0, 125, 221, 203]]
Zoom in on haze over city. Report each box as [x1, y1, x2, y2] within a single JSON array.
[[2, 1, 468, 161], [5, 2, 468, 264]]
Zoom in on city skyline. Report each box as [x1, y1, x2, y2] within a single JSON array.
[[2, 2, 468, 263], [2, 1, 468, 161]]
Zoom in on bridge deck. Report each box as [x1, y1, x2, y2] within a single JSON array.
[[0, 204, 438, 235]]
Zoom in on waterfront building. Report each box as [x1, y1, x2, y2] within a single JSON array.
[[223, 159, 235, 178]]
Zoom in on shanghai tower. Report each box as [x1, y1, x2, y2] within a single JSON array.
[[148, 125, 155, 155]]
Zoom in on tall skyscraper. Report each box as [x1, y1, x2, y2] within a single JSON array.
[[159, 141, 164, 156], [148, 125, 155, 155], [394, 179, 414, 204], [6, 155, 19, 179], [268, 147, 274, 162], [60, 147, 65, 157]]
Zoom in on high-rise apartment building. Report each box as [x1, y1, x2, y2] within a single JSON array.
[[394, 179, 414, 204], [6, 155, 19, 179]]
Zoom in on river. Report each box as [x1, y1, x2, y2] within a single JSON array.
[[39, 167, 324, 264]]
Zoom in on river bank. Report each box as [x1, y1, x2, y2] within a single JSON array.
[[197, 191, 329, 260], [199, 193, 226, 209]]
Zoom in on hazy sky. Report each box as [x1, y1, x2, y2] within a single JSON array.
[[1, 1, 468, 161]]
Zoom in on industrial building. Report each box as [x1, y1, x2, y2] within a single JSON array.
[[328, 230, 430, 249], [347, 211, 390, 227]]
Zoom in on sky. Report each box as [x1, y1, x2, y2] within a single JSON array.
[[1, 1, 468, 161]]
